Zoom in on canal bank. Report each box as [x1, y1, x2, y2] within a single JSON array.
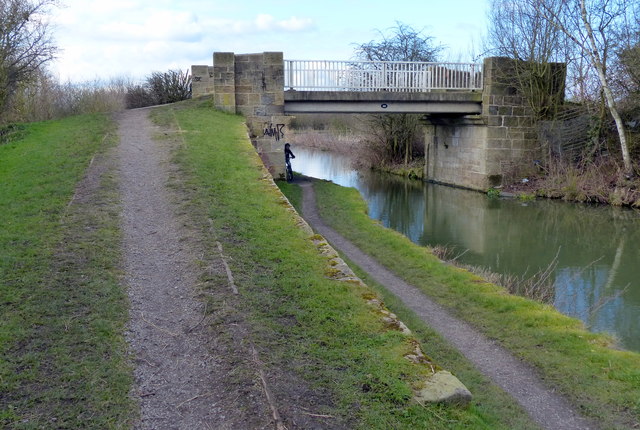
[[282, 175, 640, 429], [298, 179, 598, 430], [292, 146, 640, 353]]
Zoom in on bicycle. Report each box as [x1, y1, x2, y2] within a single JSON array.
[[285, 159, 294, 182], [284, 143, 295, 182]]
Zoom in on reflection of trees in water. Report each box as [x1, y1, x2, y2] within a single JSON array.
[[355, 172, 640, 350], [356, 171, 427, 242], [300, 147, 640, 350]]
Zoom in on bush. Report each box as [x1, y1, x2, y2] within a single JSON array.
[[6, 71, 130, 123], [125, 69, 191, 109]]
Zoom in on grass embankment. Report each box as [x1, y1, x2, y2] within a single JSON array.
[[306, 179, 640, 429], [153, 100, 539, 429], [0, 115, 133, 428]]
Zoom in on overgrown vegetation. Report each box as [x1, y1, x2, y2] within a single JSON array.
[[504, 155, 640, 206], [487, 0, 640, 176], [0, 114, 133, 428], [431, 244, 557, 304], [0, 0, 57, 121], [309, 179, 640, 429]]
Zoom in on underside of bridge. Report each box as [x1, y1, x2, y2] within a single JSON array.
[[192, 53, 565, 191], [283, 91, 482, 115]]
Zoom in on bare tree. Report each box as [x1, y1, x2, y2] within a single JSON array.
[[533, 0, 636, 175], [486, 0, 570, 119], [354, 22, 443, 165], [354, 22, 444, 62], [0, 0, 58, 119]]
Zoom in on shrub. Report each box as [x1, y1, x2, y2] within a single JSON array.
[[125, 69, 191, 109]]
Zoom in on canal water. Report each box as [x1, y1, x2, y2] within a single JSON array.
[[292, 147, 640, 352]]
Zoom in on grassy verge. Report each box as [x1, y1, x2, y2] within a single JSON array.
[[0, 115, 133, 428], [151, 99, 530, 429], [309, 179, 640, 429]]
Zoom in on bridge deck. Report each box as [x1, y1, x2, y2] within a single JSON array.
[[283, 90, 483, 114]]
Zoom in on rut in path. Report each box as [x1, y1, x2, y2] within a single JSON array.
[[298, 180, 599, 430]]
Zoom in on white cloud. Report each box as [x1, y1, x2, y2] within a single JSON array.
[[98, 10, 203, 42], [205, 14, 315, 35]]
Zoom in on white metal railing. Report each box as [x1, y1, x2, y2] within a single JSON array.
[[284, 60, 483, 92]]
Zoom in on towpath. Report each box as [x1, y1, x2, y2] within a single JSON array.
[[298, 180, 598, 430], [117, 108, 273, 429]]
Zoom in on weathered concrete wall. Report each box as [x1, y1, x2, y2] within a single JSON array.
[[425, 120, 489, 190]]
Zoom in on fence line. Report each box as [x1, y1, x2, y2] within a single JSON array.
[[284, 60, 483, 92]]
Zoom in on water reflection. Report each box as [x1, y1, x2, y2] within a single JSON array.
[[293, 147, 640, 352]]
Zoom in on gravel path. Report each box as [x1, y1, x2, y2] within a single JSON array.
[[299, 180, 599, 430], [117, 108, 270, 429]]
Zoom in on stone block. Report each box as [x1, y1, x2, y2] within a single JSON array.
[[262, 94, 275, 105], [519, 116, 534, 127], [235, 93, 249, 106], [216, 85, 235, 94], [487, 116, 503, 127], [249, 93, 262, 106], [498, 106, 513, 116], [263, 51, 283, 65], [235, 85, 253, 94], [213, 52, 235, 66], [502, 116, 520, 127], [512, 106, 527, 116]]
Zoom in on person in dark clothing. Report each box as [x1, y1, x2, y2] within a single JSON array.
[[284, 143, 295, 181], [284, 143, 295, 163]]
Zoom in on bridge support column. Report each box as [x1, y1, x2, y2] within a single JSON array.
[[481, 57, 541, 188], [423, 57, 563, 191], [201, 51, 290, 179]]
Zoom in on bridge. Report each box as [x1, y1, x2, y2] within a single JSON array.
[[191, 52, 565, 190], [283, 60, 482, 114]]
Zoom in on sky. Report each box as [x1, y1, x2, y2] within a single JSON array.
[[48, 0, 489, 83]]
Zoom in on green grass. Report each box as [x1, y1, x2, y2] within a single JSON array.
[[308, 179, 640, 429], [0, 115, 133, 428], [151, 100, 533, 429]]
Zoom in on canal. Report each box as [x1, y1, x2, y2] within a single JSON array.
[[293, 147, 640, 352]]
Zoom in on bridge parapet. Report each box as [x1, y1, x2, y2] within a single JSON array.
[[284, 60, 482, 92]]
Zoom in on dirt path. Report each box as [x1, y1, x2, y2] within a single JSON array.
[[298, 180, 599, 430], [117, 108, 272, 429]]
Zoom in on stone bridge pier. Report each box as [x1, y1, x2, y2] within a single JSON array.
[[422, 57, 564, 190], [192, 52, 290, 179]]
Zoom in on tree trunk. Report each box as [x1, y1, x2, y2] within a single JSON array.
[[580, 0, 633, 176]]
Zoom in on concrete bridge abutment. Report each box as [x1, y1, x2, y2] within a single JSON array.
[[422, 57, 549, 190]]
